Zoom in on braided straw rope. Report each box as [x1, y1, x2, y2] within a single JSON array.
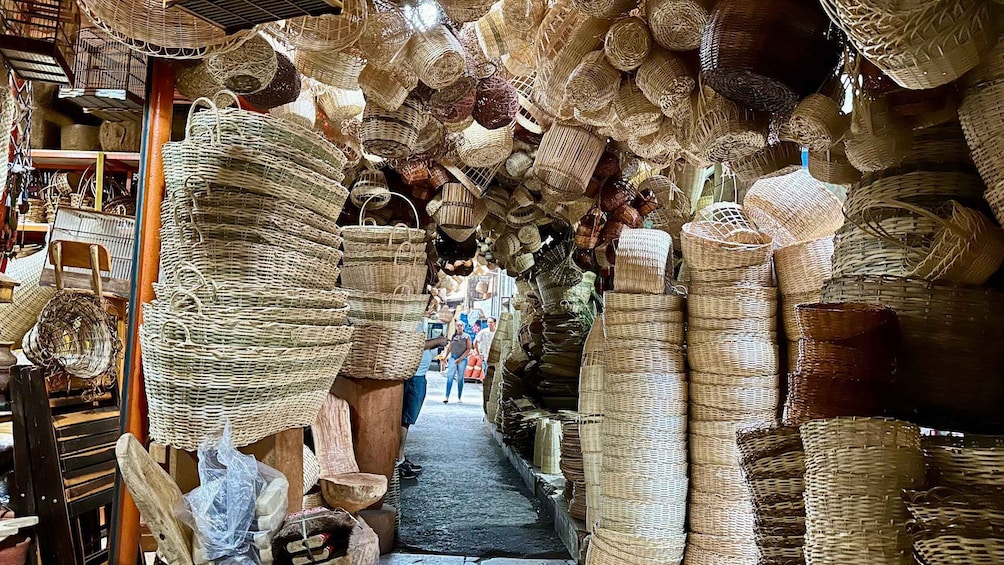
[[603, 17, 651, 72]]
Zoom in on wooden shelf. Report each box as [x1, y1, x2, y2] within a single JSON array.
[[31, 150, 140, 171]]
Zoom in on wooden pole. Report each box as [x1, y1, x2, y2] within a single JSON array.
[[330, 377, 404, 495], [110, 58, 175, 565]]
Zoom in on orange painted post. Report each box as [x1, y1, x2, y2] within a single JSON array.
[[110, 58, 175, 565]]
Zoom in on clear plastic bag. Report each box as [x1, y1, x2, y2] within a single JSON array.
[[177, 427, 288, 565]]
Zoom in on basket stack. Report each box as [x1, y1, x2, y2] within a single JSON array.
[[821, 275, 1004, 434], [800, 417, 924, 565], [737, 425, 806, 565], [906, 436, 1004, 564], [589, 290, 687, 565], [534, 267, 590, 410], [681, 207, 778, 564], [559, 416, 587, 520], [961, 36, 1004, 225], [578, 321, 604, 532], [338, 196, 430, 381], [784, 303, 898, 427], [774, 236, 834, 346], [146, 97, 352, 450]]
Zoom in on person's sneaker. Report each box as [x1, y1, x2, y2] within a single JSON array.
[[442, 398, 449, 404], [404, 459, 423, 473], [399, 462, 419, 480], [457, 398, 463, 404]]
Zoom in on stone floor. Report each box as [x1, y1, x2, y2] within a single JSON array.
[[395, 371, 570, 560]]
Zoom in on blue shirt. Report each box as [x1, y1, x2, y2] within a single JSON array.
[[415, 319, 434, 377]]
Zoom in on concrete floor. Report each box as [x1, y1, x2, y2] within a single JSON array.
[[395, 371, 571, 561]]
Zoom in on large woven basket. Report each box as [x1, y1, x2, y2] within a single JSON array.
[[358, 64, 417, 112], [356, 8, 412, 68], [359, 98, 424, 159], [728, 141, 803, 185], [339, 323, 425, 380], [775, 236, 834, 296], [681, 220, 773, 270], [808, 142, 862, 185], [264, 0, 367, 52], [743, 169, 844, 247], [534, 123, 605, 203], [700, 0, 840, 114], [205, 35, 278, 95]]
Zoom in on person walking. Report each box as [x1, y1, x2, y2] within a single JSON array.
[[398, 316, 448, 480], [473, 317, 497, 362], [443, 321, 472, 403]]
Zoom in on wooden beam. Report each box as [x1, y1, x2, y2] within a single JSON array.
[[110, 58, 175, 565]]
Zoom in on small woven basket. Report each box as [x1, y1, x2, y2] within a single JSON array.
[[534, 123, 606, 203], [473, 73, 519, 130], [729, 141, 803, 184], [475, 3, 525, 59], [294, 48, 366, 90], [356, 8, 412, 68], [358, 63, 417, 112], [408, 25, 467, 89], [808, 142, 861, 185], [693, 88, 770, 162], [604, 17, 651, 72], [612, 228, 674, 295], [647, 0, 709, 52], [458, 121, 514, 167], [206, 34, 278, 95], [637, 48, 696, 114], [565, 50, 621, 113], [349, 169, 392, 210], [775, 236, 834, 296], [430, 75, 478, 125], [268, 85, 317, 130], [244, 52, 302, 111], [785, 93, 849, 152], [613, 79, 662, 130], [437, 183, 478, 229], [360, 98, 424, 159]]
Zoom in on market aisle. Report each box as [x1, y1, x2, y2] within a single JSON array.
[[397, 371, 569, 559]]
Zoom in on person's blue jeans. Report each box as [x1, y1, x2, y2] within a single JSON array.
[[444, 356, 468, 400]]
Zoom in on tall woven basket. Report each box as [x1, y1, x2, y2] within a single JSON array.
[[437, 183, 478, 229], [535, 124, 606, 203]]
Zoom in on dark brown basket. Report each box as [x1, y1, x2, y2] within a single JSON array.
[[784, 372, 888, 426], [699, 0, 841, 113], [245, 52, 301, 111], [794, 302, 898, 343], [795, 339, 895, 381], [472, 73, 519, 130], [430, 75, 478, 124]]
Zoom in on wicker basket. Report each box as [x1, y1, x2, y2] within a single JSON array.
[[408, 25, 467, 89], [604, 17, 651, 72], [340, 246, 426, 293], [356, 8, 412, 68], [244, 52, 302, 111], [636, 48, 696, 115], [808, 142, 862, 185], [565, 50, 621, 113], [473, 73, 519, 130], [360, 98, 424, 159], [349, 169, 391, 210], [844, 102, 914, 173], [206, 34, 277, 95], [264, 0, 366, 51], [357, 64, 416, 112], [613, 78, 662, 130], [700, 0, 840, 114], [728, 141, 803, 185], [612, 228, 673, 295], [99, 120, 142, 152], [775, 236, 834, 296], [430, 75, 478, 126], [268, 86, 317, 131], [458, 122, 514, 168], [61, 125, 101, 151], [534, 123, 605, 203], [743, 169, 844, 247], [786, 93, 849, 152], [681, 220, 773, 270], [294, 48, 366, 90], [693, 89, 769, 162], [647, 0, 709, 52], [437, 183, 478, 229], [475, 3, 524, 59], [339, 323, 425, 380]]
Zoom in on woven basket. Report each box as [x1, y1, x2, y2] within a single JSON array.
[[565, 51, 621, 113], [356, 8, 412, 68], [689, 337, 779, 376], [340, 251, 426, 294], [613, 79, 662, 130], [294, 48, 366, 90], [688, 262, 773, 287], [844, 102, 914, 173], [794, 302, 897, 344], [604, 291, 685, 312], [612, 228, 673, 295], [786, 93, 849, 152], [76, 0, 255, 58], [475, 3, 524, 59], [358, 64, 416, 112], [437, 183, 478, 229], [408, 26, 467, 89], [681, 220, 773, 270], [140, 325, 350, 449], [265, 0, 366, 51], [438, 0, 494, 23], [99, 120, 142, 152], [473, 74, 519, 130], [744, 170, 843, 247], [534, 123, 605, 203], [244, 52, 302, 112], [268, 87, 316, 131], [349, 169, 392, 210], [693, 89, 770, 162], [688, 285, 778, 319], [604, 17, 651, 72], [820, 0, 993, 90], [360, 98, 424, 159], [774, 236, 834, 297], [339, 323, 425, 380], [700, 0, 840, 114], [458, 121, 513, 167], [906, 200, 1004, 286], [808, 142, 862, 185], [729, 142, 803, 185], [636, 48, 696, 115], [206, 34, 277, 95], [647, 0, 709, 52]]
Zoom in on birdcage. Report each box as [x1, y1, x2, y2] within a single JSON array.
[[40, 207, 135, 299], [165, 0, 342, 34], [58, 28, 146, 117], [0, 0, 81, 84]]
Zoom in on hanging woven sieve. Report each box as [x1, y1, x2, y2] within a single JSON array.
[[535, 123, 606, 203], [700, 0, 841, 114], [244, 52, 302, 111], [647, 0, 708, 52], [205, 34, 278, 95], [604, 17, 651, 72], [408, 25, 467, 89], [360, 98, 424, 159], [294, 48, 366, 90], [264, 0, 367, 52], [473, 74, 519, 130]]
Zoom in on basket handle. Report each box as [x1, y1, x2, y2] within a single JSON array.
[[387, 222, 415, 245], [185, 97, 223, 144], [359, 192, 421, 229], [158, 319, 193, 344], [174, 262, 218, 298], [169, 288, 207, 315], [393, 284, 414, 295]]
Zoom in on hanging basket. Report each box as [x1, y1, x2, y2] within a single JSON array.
[[268, 86, 317, 131], [430, 75, 478, 126], [349, 169, 392, 210], [808, 142, 861, 185], [294, 48, 366, 90], [636, 48, 696, 114], [457, 121, 514, 167], [565, 50, 621, 113], [604, 17, 651, 72], [408, 25, 467, 89], [356, 8, 412, 69], [205, 34, 278, 95], [743, 169, 844, 247], [729, 141, 803, 184], [613, 78, 662, 130], [438, 0, 495, 23], [534, 123, 605, 203], [646, 0, 709, 52], [785, 93, 849, 152], [475, 3, 525, 59], [264, 0, 367, 52], [358, 63, 417, 112], [693, 89, 769, 162], [844, 103, 914, 173], [359, 98, 424, 159], [473, 74, 519, 130], [244, 52, 302, 111], [437, 183, 478, 229]]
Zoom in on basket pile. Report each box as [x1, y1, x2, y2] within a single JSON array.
[[591, 290, 687, 565], [146, 97, 352, 450], [800, 417, 924, 565], [961, 36, 1004, 225], [559, 416, 587, 520], [821, 275, 1004, 434], [534, 277, 589, 409], [681, 206, 779, 564], [784, 303, 898, 426], [736, 425, 806, 565], [578, 320, 605, 532], [906, 436, 1004, 564], [338, 194, 430, 381], [774, 236, 834, 344]]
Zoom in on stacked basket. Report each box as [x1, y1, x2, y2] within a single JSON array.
[[737, 425, 807, 565], [784, 303, 898, 426], [907, 436, 1004, 564], [590, 228, 685, 565], [681, 205, 778, 565], [145, 96, 353, 450], [578, 318, 605, 532], [338, 195, 430, 381], [800, 417, 924, 565]]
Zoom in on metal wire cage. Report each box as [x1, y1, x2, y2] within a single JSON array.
[[0, 0, 80, 84], [58, 27, 146, 119]]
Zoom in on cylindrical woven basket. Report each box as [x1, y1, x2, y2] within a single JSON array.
[[604, 17, 651, 72], [294, 48, 366, 90], [458, 121, 514, 167], [408, 25, 467, 89], [612, 228, 673, 295], [437, 183, 478, 229], [637, 48, 696, 114], [360, 98, 424, 159], [565, 50, 621, 113], [99, 120, 142, 152], [475, 3, 524, 59], [775, 236, 834, 297], [356, 8, 412, 68], [473, 73, 519, 130], [688, 285, 778, 319], [729, 141, 803, 185], [534, 123, 605, 203], [358, 63, 417, 112], [786, 93, 849, 152], [339, 323, 425, 380], [693, 89, 770, 162], [681, 220, 773, 271]]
